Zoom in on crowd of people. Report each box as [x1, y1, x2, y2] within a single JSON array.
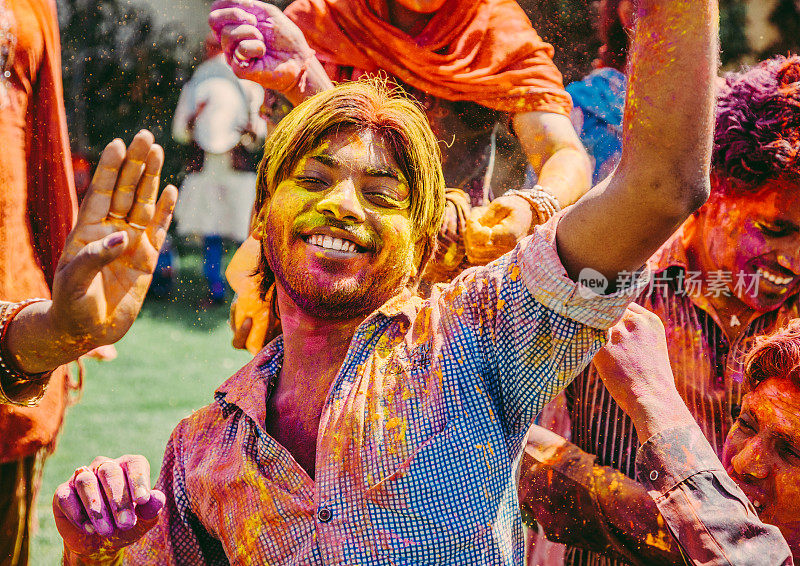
[[1, 0, 800, 564]]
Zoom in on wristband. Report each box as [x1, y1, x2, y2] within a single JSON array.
[[505, 185, 562, 230], [0, 298, 51, 406]]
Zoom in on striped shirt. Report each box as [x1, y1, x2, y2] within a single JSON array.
[[105, 219, 644, 565], [562, 230, 800, 566]]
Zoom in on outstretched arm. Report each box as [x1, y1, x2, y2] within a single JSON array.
[[555, 0, 718, 283], [465, 112, 592, 265], [0, 132, 177, 405], [514, 111, 592, 208], [520, 424, 685, 566]]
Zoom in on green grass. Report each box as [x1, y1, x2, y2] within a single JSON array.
[[30, 248, 251, 564]]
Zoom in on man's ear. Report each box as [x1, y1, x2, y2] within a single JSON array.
[[251, 206, 268, 241], [411, 236, 431, 281]]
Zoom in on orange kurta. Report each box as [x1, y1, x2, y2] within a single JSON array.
[[0, 0, 77, 461]]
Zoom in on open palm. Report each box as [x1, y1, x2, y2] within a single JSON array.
[[50, 131, 177, 350]]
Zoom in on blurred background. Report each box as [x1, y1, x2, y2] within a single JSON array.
[[58, 0, 800, 188]]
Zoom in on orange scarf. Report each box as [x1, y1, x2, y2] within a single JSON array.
[[26, 0, 77, 287], [284, 0, 572, 115]]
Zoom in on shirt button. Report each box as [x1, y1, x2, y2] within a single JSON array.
[[649, 470, 659, 481], [317, 506, 333, 523]]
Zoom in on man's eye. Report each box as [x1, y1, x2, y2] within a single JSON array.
[[297, 176, 328, 188], [779, 442, 800, 464], [364, 190, 404, 208], [736, 416, 757, 433], [757, 222, 789, 237]]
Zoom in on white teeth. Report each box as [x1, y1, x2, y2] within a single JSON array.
[[757, 268, 793, 286], [308, 234, 357, 253]]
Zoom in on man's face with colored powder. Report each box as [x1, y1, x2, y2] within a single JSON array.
[[695, 174, 800, 312], [258, 128, 418, 319], [722, 377, 800, 555]]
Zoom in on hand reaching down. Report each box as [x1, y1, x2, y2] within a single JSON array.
[[209, 0, 315, 93], [53, 455, 165, 559]]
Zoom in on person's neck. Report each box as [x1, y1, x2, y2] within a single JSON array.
[[387, 1, 433, 36], [276, 286, 366, 402], [682, 215, 756, 341]]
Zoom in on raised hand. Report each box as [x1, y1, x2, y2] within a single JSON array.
[[209, 0, 315, 94], [464, 195, 532, 265], [53, 455, 165, 558], [49, 130, 177, 358], [592, 303, 695, 443]]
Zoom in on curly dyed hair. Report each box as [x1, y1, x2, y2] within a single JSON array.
[[713, 55, 800, 191], [744, 319, 800, 389]]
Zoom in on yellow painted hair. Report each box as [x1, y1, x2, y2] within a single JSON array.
[[254, 79, 446, 293]]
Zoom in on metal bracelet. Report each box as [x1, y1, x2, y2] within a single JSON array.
[[505, 185, 562, 229], [0, 298, 51, 406]]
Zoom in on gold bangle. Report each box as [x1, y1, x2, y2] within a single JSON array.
[[0, 299, 51, 407], [505, 186, 561, 229]]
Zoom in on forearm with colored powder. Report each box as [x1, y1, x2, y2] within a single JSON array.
[[5, 300, 90, 374], [537, 146, 592, 208], [519, 440, 685, 566], [282, 54, 334, 107]]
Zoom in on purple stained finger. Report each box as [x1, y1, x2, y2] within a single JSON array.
[[136, 490, 166, 521], [55, 484, 87, 529]]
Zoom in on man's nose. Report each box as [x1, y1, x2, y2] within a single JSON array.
[[315, 179, 366, 223], [731, 436, 771, 480]]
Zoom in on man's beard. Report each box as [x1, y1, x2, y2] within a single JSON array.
[[264, 225, 411, 320]]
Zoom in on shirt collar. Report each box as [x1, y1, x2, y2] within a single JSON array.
[[214, 290, 421, 421], [214, 336, 283, 423], [376, 287, 422, 321]]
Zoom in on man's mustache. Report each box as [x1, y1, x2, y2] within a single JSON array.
[[292, 218, 379, 253]]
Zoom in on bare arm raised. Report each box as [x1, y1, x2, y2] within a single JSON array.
[[554, 0, 718, 284]]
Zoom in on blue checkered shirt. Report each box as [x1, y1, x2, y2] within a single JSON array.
[[119, 218, 645, 565]]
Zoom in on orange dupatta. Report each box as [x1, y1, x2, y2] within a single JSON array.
[[284, 0, 572, 115], [26, 0, 77, 287]]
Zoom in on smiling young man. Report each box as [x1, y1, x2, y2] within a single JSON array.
[[51, 0, 718, 560], [213, 0, 594, 349], [522, 55, 800, 566]]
